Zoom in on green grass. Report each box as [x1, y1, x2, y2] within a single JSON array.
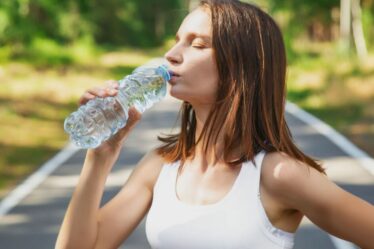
[[0, 37, 373, 194], [286, 40, 374, 155], [0, 39, 174, 194]]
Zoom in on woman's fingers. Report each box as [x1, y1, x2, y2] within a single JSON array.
[[113, 107, 142, 144], [78, 84, 119, 106], [87, 87, 116, 97], [127, 107, 142, 125], [78, 92, 96, 106], [76, 81, 138, 149]]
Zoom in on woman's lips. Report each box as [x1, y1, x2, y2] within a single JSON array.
[[169, 75, 180, 84], [167, 70, 181, 84], [168, 70, 181, 77]]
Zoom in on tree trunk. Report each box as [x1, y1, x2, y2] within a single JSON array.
[[351, 0, 368, 59], [155, 11, 165, 41], [340, 0, 351, 52]]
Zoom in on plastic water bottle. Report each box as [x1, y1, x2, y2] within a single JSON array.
[[64, 64, 171, 149]]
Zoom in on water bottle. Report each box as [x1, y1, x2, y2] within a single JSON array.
[[64, 64, 171, 149]]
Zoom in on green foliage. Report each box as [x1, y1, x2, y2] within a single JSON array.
[[0, 35, 99, 67], [362, 7, 374, 49], [268, 0, 340, 23], [265, 0, 339, 61], [29, 37, 74, 65], [91, 0, 185, 47], [0, 0, 185, 52], [1, 0, 373, 65]]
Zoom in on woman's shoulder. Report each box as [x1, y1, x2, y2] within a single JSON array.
[[262, 150, 327, 179], [261, 151, 328, 209], [130, 149, 167, 191], [262, 151, 309, 178]]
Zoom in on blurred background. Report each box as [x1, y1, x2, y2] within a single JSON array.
[[0, 0, 373, 198]]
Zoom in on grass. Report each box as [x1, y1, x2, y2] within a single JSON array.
[[0, 37, 373, 195], [286, 40, 374, 156], [0, 39, 174, 195]]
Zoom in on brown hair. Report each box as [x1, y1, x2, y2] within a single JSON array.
[[156, 0, 325, 173]]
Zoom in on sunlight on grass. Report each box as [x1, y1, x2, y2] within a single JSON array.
[[0, 37, 373, 194], [287, 43, 374, 158], [100, 49, 151, 68], [0, 42, 169, 193]]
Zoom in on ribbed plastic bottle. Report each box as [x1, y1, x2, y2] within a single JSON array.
[[64, 64, 171, 149]]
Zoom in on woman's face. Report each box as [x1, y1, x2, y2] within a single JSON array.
[[165, 7, 219, 106]]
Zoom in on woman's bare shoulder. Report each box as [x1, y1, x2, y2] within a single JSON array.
[[128, 149, 167, 191], [262, 150, 326, 179], [260, 151, 328, 208], [264, 150, 303, 168], [261, 151, 374, 248]]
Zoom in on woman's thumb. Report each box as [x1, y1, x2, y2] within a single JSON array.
[[116, 107, 142, 138]]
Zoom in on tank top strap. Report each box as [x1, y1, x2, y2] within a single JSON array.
[[251, 150, 296, 245], [253, 149, 267, 197], [153, 160, 180, 201], [232, 150, 267, 203]]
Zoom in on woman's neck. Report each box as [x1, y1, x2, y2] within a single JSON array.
[[191, 104, 218, 166], [192, 104, 238, 167]]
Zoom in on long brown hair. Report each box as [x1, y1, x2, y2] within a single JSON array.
[[156, 0, 325, 173]]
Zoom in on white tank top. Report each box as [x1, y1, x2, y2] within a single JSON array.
[[145, 150, 295, 249]]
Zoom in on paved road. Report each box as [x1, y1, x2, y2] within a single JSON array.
[[0, 91, 373, 249]]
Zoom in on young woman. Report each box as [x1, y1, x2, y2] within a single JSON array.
[[56, 1, 374, 248]]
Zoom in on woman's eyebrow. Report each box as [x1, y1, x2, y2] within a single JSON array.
[[175, 32, 212, 42]]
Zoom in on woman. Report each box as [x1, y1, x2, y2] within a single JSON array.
[[56, 1, 374, 248]]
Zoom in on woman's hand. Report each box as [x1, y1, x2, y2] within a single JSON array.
[[78, 80, 142, 157], [56, 80, 142, 249]]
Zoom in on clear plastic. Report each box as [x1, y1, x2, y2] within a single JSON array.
[[64, 64, 171, 149]]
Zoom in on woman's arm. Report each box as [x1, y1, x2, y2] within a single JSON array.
[[263, 152, 374, 249], [55, 149, 119, 249], [56, 148, 164, 249], [93, 149, 164, 248], [55, 81, 158, 249]]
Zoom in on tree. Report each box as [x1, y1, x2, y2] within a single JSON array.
[[351, 0, 368, 59], [0, 0, 185, 48]]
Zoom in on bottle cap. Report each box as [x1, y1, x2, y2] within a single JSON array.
[[157, 64, 171, 81]]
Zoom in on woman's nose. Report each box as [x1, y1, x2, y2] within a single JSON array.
[[164, 47, 182, 64]]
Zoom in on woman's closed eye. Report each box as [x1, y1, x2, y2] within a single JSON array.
[[192, 44, 206, 49], [191, 40, 210, 49]]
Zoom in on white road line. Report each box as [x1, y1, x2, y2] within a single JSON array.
[[0, 99, 371, 249], [286, 101, 371, 249], [0, 143, 79, 216], [286, 101, 374, 176], [0, 58, 170, 217]]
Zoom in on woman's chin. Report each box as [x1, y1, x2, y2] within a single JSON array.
[[168, 89, 189, 102]]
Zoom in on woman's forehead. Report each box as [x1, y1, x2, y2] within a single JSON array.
[[177, 8, 212, 38]]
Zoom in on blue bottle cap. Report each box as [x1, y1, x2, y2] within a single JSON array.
[[157, 64, 171, 81]]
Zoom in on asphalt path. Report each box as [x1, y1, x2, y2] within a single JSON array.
[[0, 88, 373, 249]]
